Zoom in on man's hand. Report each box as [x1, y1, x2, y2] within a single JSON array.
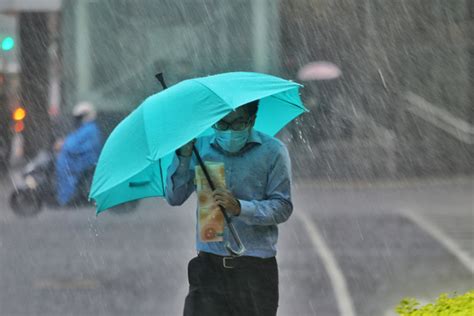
[[177, 138, 196, 157], [54, 138, 64, 152], [212, 188, 241, 216]]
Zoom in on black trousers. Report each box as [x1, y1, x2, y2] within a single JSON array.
[[183, 252, 279, 316]]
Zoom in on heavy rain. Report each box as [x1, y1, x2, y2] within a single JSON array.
[[0, 1, 472, 315]]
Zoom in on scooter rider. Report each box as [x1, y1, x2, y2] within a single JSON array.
[[54, 102, 102, 206]]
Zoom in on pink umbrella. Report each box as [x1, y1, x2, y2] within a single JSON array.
[[297, 61, 342, 81]]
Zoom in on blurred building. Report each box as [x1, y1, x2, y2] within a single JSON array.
[[280, 0, 473, 180], [60, 0, 474, 179], [0, 1, 62, 160], [60, 0, 281, 136]]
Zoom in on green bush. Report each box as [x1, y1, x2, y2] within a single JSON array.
[[396, 290, 474, 315]]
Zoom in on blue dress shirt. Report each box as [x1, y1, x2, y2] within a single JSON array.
[[165, 128, 293, 258]]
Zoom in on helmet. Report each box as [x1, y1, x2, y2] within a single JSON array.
[[72, 101, 97, 123]]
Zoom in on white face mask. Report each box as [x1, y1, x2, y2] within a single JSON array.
[[214, 127, 251, 153]]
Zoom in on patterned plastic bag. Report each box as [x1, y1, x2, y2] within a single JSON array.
[[195, 162, 226, 242]]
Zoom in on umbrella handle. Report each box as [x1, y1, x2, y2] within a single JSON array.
[[154, 72, 244, 255], [192, 145, 246, 257], [225, 224, 247, 256]]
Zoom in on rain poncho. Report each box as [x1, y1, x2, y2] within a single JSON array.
[[56, 121, 102, 205]]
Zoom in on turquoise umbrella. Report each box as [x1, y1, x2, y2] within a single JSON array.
[[90, 72, 308, 214]]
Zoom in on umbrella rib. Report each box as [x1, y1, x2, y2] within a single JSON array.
[[269, 94, 310, 112], [192, 80, 234, 110], [193, 79, 309, 112], [192, 79, 303, 110]]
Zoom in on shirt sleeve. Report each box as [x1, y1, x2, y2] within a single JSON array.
[[237, 143, 293, 226], [165, 152, 195, 206]]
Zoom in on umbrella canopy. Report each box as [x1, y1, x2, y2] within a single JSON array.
[[90, 72, 308, 213]]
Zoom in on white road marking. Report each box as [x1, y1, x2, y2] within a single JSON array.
[[404, 91, 474, 144], [401, 209, 474, 274], [296, 211, 356, 316]]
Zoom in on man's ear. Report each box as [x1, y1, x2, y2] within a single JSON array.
[[250, 115, 257, 127]]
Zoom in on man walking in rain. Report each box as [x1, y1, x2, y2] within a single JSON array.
[[166, 100, 293, 316]]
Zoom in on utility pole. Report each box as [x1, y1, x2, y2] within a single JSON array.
[[0, 15, 16, 170], [0, 68, 9, 171], [76, 0, 91, 97], [19, 12, 52, 159]]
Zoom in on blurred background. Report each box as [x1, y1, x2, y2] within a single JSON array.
[[0, 1, 472, 316], [0, 0, 471, 179]]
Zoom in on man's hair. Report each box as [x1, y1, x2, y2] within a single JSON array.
[[242, 100, 259, 117]]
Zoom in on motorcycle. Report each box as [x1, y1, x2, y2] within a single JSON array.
[[10, 150, 54, 216], [9, 150, 88, 216], [9, 150, 139, 216]]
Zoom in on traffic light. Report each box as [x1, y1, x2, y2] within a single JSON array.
[[12, 106, 26, 133], [1, 36, 15, 51]]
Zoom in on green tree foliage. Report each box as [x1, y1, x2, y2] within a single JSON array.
[[396, 290, 474, 315]]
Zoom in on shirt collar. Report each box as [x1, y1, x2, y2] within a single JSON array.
[[247, 128, 263, 145]]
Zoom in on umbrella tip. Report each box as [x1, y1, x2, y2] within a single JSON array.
[[155, 72, 167, 89]]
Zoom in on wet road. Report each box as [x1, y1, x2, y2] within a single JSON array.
[[0, 177, 472, 316]]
